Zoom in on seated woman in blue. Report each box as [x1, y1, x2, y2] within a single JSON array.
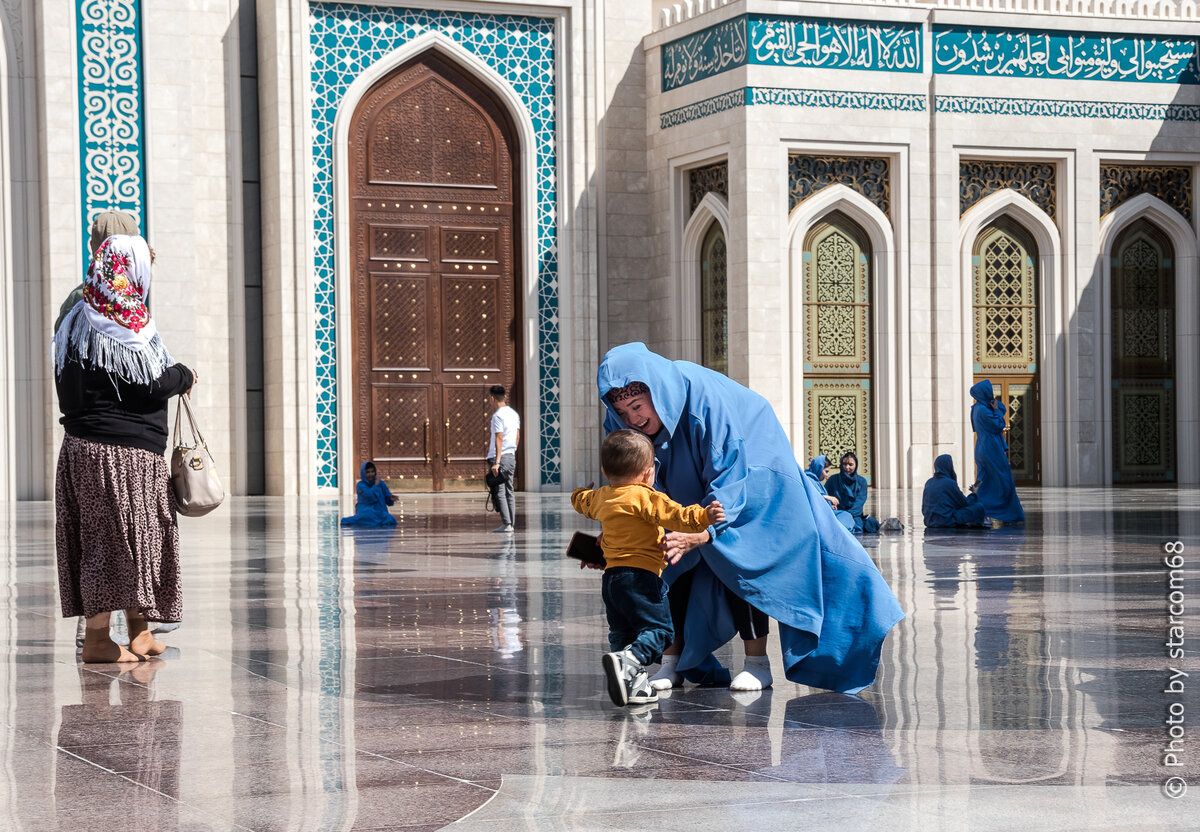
[[969, 380, 1024, 523], [822, 452, 880, 534], [805, 455, 856, 532], [341, 461, 397, 527], [921, 454, 987, 528]]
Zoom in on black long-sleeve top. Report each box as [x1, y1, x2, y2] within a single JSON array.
[[56, 349, 194, 455]]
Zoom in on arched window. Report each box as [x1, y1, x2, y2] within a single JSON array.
[[802, 212, 873, 481], [972, 217, 1040, 484], [700, 220, 728, 375], [1111, 219, 1175, 482]]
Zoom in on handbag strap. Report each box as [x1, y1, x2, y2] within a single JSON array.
[[176, 394, 206, 447]]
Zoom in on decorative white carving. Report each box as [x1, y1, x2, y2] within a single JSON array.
[[77, 0, 144, 234]]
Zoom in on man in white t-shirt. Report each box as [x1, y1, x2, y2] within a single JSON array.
[[487, 385, 520, 532]]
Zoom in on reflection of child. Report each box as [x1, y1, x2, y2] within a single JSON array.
[[571, 430, 725, 706], [341, 461, 397, 527]]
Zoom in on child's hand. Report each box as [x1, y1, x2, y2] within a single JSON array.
[[705, 500, 726, 525], [386, 496, 396, 506]]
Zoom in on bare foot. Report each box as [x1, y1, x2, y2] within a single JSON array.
[[126, 614, 167, 657], [80, 630, 145, 663], [129, 630, 166, 656]]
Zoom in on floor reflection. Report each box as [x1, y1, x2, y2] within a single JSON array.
[[0, 489, 1194, 830]]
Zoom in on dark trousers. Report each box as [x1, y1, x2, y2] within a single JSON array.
[[486, 454, 516, 525], [669, 566, 770, 641], [601, 567, 673, 667]]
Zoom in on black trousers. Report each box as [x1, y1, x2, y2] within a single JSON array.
[[668, 565, 769, 642]]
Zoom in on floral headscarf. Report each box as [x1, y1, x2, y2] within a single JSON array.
[[54, 234, 172, 384]]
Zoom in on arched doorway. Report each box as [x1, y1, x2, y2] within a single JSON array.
[[802, 211, 874, 481], [972, 217, 1040, 485], [1111, 218, 1176, 483], [348, 53, 521, 491], [699, 219, 728, 375]]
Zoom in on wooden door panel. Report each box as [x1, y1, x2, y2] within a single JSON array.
[[371, 385, 431, 463], [441, 276, 501, 371], [370, 225, 430, 263], [370, 272, 432, 371]]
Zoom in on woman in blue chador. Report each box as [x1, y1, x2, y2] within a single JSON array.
[[921, 454, 987, 528], [969, 380, 1024, 523], [341, 461, 397, 527], [823, 452, 880, 534], [805, 455, 856, 532], [596, 343, 904, 695]]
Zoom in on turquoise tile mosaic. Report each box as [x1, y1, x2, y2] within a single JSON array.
[[661, 14, 923, 92], [76, 0, 148, 253], [933, 25, 1200, 84], [936, 95, 1200, 121], [660, 86, 924, 129], [308, 3, 559, 488]]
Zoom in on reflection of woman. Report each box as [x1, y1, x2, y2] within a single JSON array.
[[597, 343, 904, 694], [54, 235, 195, 662], [969, 380, 1024, 523]]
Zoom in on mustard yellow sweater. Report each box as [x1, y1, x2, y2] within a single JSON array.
[[570, 482, 711, 576]]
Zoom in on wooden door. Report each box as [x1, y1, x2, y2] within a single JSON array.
[[349, 54, 520, 491]]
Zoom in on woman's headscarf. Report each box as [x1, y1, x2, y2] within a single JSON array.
[[806, 455, 829, 483], [53, 234, 172, 384]]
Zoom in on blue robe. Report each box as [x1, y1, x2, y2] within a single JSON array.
[[921, 454, 986, 528], [823, 469, 880, 534], [806, 456, 856, 532], [341, 462, 397, 527], [597, 343, 904, 694], [970, 380, 1024, 523]]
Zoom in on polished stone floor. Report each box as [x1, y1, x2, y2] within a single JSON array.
[[1, 487, 1197, 830]]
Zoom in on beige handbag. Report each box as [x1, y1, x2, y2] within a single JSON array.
[[170, 394, 224, 517]]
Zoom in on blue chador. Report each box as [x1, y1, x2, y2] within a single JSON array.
[[823, 461, 880, 534], [806, 456, 856, 532], [921, 454, 987, 528], [340, 461, 397, 527], [969, 380, 1024, 523], [597, 343, 904, 694]]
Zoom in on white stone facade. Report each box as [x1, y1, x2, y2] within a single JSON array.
[[0, 0, 1196, 498]]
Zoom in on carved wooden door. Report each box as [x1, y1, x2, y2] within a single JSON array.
[[349, 54, 519, 491]]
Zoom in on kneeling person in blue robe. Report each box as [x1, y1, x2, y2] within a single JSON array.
[[921, 454, 987, 528], [341, 461, 397, 527]]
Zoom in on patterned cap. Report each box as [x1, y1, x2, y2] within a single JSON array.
[[606, 381, 650, 404]]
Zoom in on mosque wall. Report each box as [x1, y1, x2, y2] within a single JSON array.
[[646, 0, 1200, 487]]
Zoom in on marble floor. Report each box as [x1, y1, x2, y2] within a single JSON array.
[[1, 487, 1197, 830]]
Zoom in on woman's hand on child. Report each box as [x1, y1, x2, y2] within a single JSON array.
[[705, 500, 725, 525], [661, 530, 712, 565]]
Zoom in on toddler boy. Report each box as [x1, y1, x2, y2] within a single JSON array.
[[571, 429, 725, 706]]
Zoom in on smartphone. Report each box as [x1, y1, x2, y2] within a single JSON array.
[[566, 531, 606, 567]]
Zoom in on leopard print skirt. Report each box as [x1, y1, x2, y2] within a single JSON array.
[[55, 435, 182, 621]]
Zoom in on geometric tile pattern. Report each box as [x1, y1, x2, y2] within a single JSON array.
[[933, 25, 1200, 84], [660, 87, 925, 130], [309, 3, 559, 488], [1099, 165, 1193, 223], [75, 0, 147, 253], [661, 14, 922, 92], [936, 94, 1200, 122]]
